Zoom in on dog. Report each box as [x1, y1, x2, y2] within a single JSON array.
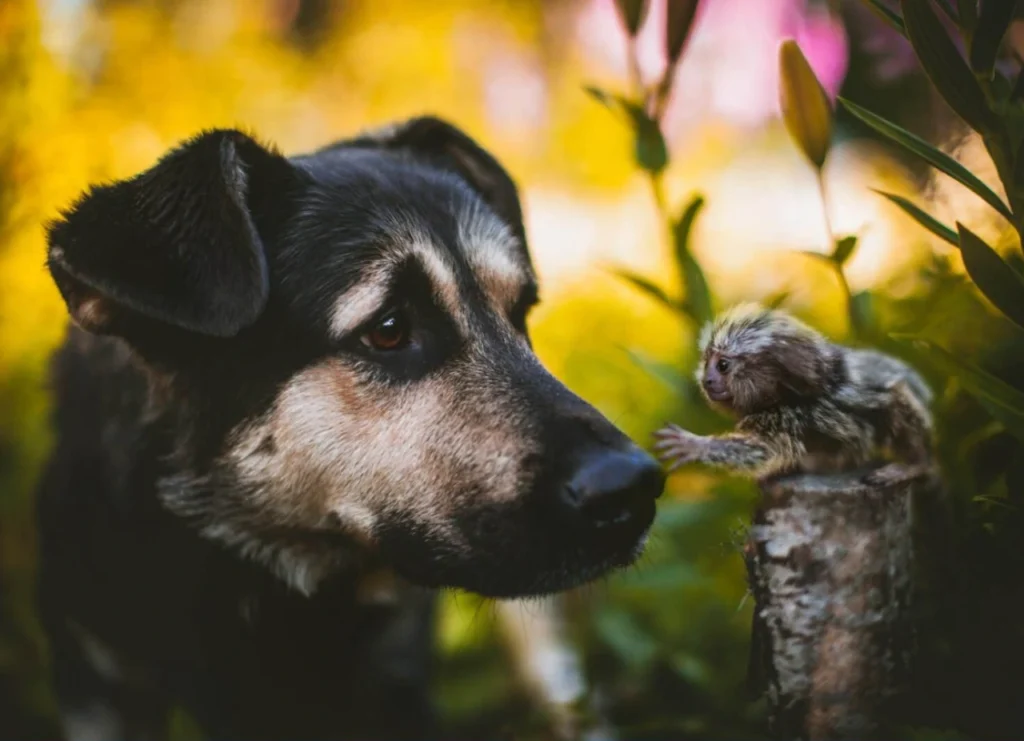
[[34, 116, 665, 741]]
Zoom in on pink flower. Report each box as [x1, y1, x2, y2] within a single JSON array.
[[576, 0, 849, 134]]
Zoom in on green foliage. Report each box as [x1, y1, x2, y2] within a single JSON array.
[[863, 0, 907, 35], [901, 336, 1024, 442], [608, 267, 682, 314], [873, 189, 960, 247], [673, 196, 714, 326], [967, 0, 1013, 77], [838, 96, 1013, 221], [901, 0, 997, 133], [600, 5, 1024, 735], [831, 234, 859, 266], [956, 223, 1024, 330], [584, 87, 668, 174]]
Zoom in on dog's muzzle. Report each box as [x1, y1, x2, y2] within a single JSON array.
[[560, 447, 664, 534]]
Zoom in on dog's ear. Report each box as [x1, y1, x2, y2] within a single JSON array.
[[47, 129, 300, 340], [347, 116, 526, 245]]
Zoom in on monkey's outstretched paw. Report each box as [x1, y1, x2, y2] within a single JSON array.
[[862, 461, 932, 488], [653, 424, 703, 472]]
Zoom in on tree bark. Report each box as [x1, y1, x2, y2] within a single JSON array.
[[745, 464, 940, 740]]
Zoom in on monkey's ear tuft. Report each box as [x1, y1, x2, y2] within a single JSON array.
[[770, 336, 832, 397]]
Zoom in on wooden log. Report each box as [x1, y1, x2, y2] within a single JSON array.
[[745, 464, 941, 740]]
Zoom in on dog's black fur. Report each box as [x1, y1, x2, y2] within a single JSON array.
[[36, 117, 664, 740]]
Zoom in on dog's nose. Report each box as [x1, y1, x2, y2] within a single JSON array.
[[562, 449, 665, 529]]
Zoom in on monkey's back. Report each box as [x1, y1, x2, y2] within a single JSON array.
[[841, 347, 932, 406]]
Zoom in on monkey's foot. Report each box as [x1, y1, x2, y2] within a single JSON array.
[[653, 424, 703, 472]]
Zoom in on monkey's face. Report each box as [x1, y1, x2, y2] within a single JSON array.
[[698, 348, 788, 416], [701, 351, 735, 405]]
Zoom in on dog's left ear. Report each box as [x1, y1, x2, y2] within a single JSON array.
[[347, 116, 527, 245], [46, 130, 301, 341]]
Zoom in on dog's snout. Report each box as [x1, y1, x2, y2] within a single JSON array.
[[562, 449, 665, 530]]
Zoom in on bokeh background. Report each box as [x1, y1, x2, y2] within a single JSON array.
[[2, 0, 1024, 739]]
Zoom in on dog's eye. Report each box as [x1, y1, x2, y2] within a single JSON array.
[[715, 357, 731, 373], [361, 309, 410, 352]]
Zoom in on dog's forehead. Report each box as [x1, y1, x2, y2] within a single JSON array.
[[281, 149, 533, 330]]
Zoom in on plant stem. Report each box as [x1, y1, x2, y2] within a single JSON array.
[[817, 170, 836, 248], [652, 65, 676, 123], [816, 170, 858, 336], [626, 36, 646, 113], [649, 170, 669, 220]]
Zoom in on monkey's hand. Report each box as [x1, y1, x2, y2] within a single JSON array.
[[656, 426, 784, 476], [861, 460, 933, 488], [654, 424, 706, 472]]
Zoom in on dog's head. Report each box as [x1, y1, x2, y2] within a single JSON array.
[[46, 118, 664, 597]]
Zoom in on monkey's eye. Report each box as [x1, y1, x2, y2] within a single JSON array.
[[360, 308, 411, 352], [715, 357, 732, 373]]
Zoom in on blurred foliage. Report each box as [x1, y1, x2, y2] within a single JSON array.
[[601, 1, 1024, 738], [2, 0, 1024, 739]]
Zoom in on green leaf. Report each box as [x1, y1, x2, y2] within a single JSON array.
[[594, 608, 658, 671], [654, 499, 732, 530], [957, 0, 978, 31], [673, 196, 713, 325], [862, 0, 908, 35], [1012, 69, 1024, 102], [873, 189, 960, 247], [628, 104, 670, 173], [969, 0, 1014, 77], [765, 289, 791, 309], [583, 86, 668, 173], [618, 562, 707, 591], [901, 0, 999, 133], [609, 267, 680, 312], [896, 336, 1024, 441], [669, 653, 711, 686], [584, 85, 616, 110], [779, 39, 833, 170], [622, 347, 688, 396], [957, 223, 1024, 330], [797, 249, 835, 266], [832, 234, 859, 265], [839, 97, 1013, 220], [613, 0, 649, 35], [850, 290, 876, 334]]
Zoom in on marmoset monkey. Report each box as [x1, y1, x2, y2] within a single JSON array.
[[655, 304, 934, 482]]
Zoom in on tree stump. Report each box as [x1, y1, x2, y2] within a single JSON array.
[[745, 464, 941, 740]]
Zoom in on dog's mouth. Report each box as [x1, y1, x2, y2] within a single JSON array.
[[373, 490, 658, 599]]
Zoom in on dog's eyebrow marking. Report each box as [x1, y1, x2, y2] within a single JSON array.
[[329, 276, 392, 338], [409, 238, 463, 327], [457, 199, 531, 313], [328, 225, 466, 341]]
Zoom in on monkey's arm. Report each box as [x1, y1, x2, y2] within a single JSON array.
[[653, 424, 801, 478]]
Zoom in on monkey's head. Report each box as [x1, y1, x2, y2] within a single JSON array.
[[696, 304, 838, 415]]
